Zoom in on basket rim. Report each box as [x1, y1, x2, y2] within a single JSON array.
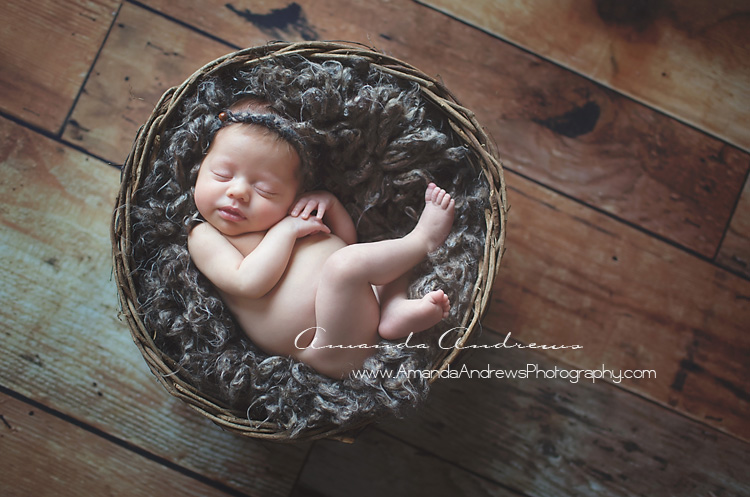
[[111, 40, 508, 442]]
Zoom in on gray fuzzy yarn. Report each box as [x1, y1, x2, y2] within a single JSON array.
[[129, 54, 489, 438]]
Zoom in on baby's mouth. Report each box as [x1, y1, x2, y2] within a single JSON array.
[[218, 206, 246, 221]]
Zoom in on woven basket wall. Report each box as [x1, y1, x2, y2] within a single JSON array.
[[111, 41, 508, 442]]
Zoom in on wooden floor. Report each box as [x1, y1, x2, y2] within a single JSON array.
[[1, 0, 748, 495]]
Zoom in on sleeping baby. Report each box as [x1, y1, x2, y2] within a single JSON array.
[[188, 98, 454, 378]]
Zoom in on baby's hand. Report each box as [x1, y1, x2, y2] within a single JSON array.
[[290, 191, 338, 220], [279, 214, 331, 239]]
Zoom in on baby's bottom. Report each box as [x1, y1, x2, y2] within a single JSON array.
[[297, 183, 454, 378]]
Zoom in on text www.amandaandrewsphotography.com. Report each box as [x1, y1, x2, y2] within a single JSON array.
[[351, 363, 657, 383]]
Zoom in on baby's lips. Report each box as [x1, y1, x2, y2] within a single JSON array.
[[218, 206, 246, 221]]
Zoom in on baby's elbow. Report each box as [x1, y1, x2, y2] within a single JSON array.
[[206, 276, 261, 299], [232, 279, 272, 299], [213, 264, 279, 299], [224, 284, 261, 299], [242, 288, 269, 299]]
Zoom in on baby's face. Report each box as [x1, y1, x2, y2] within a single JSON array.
[[195, 124, 301, 236]]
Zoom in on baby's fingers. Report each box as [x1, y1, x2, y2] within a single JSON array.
[[291, 198, 315, 218], [312, 216, 331, 234], [300, 200, 319, 219], [303, 217, 330, 236]]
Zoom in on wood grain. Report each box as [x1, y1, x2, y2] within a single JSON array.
[[419, 0, 750, 153], [717, 176, 750, 278], [0, 0, 118, 133], [293, 429, 521, 497], [116, 0, 748, 259], [0, 117, 308, 497], [379, 330, 750, 496], [0, 392, 235, 497], [484, 171, 750, 441], [62, 2, 237, 163]]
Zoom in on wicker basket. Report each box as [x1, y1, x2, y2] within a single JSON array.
[[111, 41, 507, 442]]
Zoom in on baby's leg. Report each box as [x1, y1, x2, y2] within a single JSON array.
[[303, 184, 454, 377]]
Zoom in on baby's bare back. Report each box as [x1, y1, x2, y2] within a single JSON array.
[[220, 232, 348, 357]]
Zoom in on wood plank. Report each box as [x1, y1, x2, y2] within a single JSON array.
[[380, 330, 750, 496], [0, 0, 118, 133], [0, 117, 308, 497], [62, 2, 237, 162], [419, 0, 750, 152], [0, 392, 235, 497], [717, 176, 750, 278], [484, 171, 750, 441], [132, 0, 747, 258], [292, 429, 522, 497]]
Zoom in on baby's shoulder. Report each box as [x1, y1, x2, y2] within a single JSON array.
[[188, 220, 219, 241], [187, 221, 222, 256]]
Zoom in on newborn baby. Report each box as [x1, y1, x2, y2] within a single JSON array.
[[188, 100, 455, 378]]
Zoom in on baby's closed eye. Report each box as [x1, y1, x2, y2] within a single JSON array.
[[211, 169, 232, 180], [254, 184, 277, 197]]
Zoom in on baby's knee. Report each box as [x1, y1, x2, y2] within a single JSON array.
[[322, 246, 365, 283]]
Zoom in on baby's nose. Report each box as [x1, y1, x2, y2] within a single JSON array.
[[227, 181, 250, 202]]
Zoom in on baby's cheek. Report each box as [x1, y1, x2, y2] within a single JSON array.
[[193, 185, 212, 217], [264, 203, 291, 225]]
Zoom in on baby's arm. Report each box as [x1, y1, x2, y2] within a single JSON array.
[[290, 191, 357, 245], [188, 216, 329, 298]]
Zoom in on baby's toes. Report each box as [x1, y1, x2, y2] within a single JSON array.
[[442, 293, 451, 312], [426, 289, 443, 305], [441, 193, 453, 209], [435, 188, 447, 205], [425, 182, 437, 202]]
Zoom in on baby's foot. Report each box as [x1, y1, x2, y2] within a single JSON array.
[[414, 183, 455, 252], [378, 290, 452, 341], [424, 289, 451, 319]]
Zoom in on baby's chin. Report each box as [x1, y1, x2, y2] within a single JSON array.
[[203, 215, 250, 237], [214, 218, 277, 237]]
